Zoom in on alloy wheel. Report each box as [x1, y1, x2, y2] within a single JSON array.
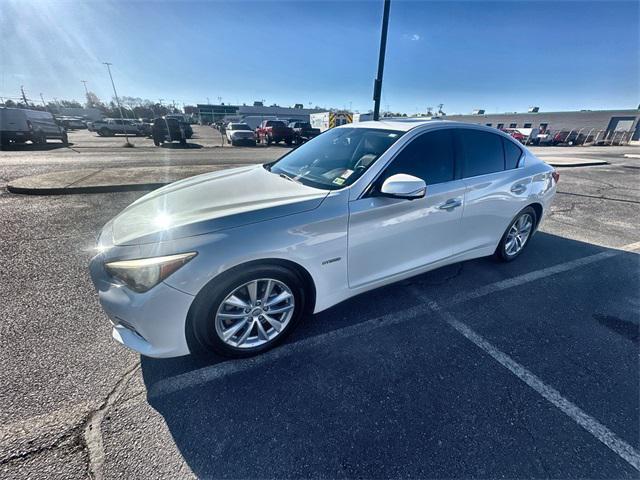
[[505, 213, 533, 256], [214, 278, 295, 349]]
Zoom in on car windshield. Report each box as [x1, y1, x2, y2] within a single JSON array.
[[267, 121, 285, 127], [267, 127, 403, 190], [231, 124, 251, 130]]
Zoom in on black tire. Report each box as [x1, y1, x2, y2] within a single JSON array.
[[285, 138, 292, 146], [494, 206, 537, 262], [99, 128, 110, 137], [266, 135, 272, 146], [186, 264, 307, 358], [180, 138, 187, 146], [61, 133, 69, 145]]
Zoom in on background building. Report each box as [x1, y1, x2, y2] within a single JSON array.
[[438, 108, 640, 142], [197, 102, 325, 125]]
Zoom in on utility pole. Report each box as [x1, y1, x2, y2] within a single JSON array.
[[373, 0, 391, 121], [81, 80, 89, 106], [20, 85, 30, 107], [103, 62, 132, 147]]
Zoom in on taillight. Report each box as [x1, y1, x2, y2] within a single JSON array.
[[552, 170, 560, 184], [26, 120, 33, 131]]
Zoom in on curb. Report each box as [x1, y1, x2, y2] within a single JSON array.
[[6, 182, 168, 195], [546, 161, 608, 167]]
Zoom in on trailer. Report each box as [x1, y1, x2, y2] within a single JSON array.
[[309, 111, 353, 132]]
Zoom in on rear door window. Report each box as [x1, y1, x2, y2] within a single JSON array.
[[381, 129, 455, 185], [457, 129, 505, 178]]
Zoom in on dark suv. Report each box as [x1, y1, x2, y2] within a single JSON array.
[[152, 118, 188, 146]]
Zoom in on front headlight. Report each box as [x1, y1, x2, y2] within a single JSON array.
[[105, 252, 196, 293]]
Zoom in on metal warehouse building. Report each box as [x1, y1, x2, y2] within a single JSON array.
[[440, 108, 640, 142], [197, 103, 325, 125]]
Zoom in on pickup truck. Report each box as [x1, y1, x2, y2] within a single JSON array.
[[255, 120, 294, 146], [91, 118, 143, 137], [288, 121, 320, 144]]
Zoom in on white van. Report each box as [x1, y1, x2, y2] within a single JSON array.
[[0, 107, 68, 146]]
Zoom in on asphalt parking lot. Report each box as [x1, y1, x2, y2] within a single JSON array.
[[0, 128, 638, 479]]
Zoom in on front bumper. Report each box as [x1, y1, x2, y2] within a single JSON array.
[[89, 254, 194, 358], [230, 135, 256, 144]]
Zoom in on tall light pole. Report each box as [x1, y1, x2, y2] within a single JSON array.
[[103, 62, 132, 146], [81, 80, 89, 106], [373, 0, 391, 121]]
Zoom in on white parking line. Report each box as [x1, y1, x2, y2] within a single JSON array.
[[148, 242, 638, 398], [424, 301, 640, 472]]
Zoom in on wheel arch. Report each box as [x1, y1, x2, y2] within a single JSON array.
[[192, 257, 317, 315], [184, 257, 317, 356], [527, 202, 544, 230]]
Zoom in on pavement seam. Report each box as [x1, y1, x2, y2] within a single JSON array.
[[82, 361, 140, 480], [557, 190, 640, 205], [64, 169, 104, 188]]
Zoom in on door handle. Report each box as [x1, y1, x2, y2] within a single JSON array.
[[510, 184, 527, 194], [438, 199, 462, 210]]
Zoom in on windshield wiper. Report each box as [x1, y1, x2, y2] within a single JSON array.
[[278, 172, 300, 184]]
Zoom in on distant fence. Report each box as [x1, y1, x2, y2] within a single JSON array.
[[521, 128, 637, 147]]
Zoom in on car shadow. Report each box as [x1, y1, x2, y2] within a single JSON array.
[[0, 142, 73, 151], [140, 232, 636, 478], [159, 142, 203, 149]]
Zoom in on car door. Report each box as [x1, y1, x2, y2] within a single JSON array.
[[455, 128, 532, 254], [347, 128, 466, 288]]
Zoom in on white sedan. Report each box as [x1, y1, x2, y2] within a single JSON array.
[[89, 120, 557, 358], [225, 122, 256, 146]]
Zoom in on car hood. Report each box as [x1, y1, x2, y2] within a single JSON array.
[[111, 165, 329, 246]]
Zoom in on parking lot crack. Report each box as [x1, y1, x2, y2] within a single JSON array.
[[82, 361, 140, 480]]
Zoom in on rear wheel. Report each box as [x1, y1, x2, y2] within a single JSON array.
[[495, 207, 536, 262], [187, 265, 306, 358], [98, 128, 110, 137], [61, 132, 68, 145], [266, 135, 272, 146]]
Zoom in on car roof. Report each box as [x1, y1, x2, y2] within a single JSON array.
[[343, 119, 525, 146]]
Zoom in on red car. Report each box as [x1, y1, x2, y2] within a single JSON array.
[[255, 120, 295, 146], [502, 128, 527, 144]]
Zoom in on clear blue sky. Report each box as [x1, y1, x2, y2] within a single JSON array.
[[1, 0, 638, 114]]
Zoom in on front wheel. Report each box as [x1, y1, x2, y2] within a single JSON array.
[[495, 207, 536, 262], [187, 265, 306, 358]]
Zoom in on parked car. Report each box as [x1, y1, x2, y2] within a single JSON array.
[[90, 121, 557, 359], [502, 128, 527, 144], [136, 119, 153, 136], [225, 123, 256, 146], [56, 116, 86, 130], [0, 107, 68, 146], [552, 131, 586, 146], [152, 117, 187, 146], [92, 118, 144, 137], [289, 121, 320, 144], [255, 119, 295, 145]]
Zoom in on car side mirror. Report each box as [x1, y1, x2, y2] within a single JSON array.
[[380, 174, 426, 200]]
